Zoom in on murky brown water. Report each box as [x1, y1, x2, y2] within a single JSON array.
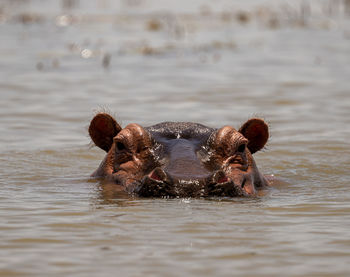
[[1, 0, 350, 276]]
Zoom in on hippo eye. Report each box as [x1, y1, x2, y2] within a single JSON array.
[[116, 141, 126, 151], [237, 143, 246, 153]]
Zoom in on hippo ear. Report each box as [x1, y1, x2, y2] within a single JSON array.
[[89, 113, 122, 152], [238, 118, 269, 154]]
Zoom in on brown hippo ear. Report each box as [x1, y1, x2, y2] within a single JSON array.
[[238, 118, 269, 154], [89, 113, 122, 152]]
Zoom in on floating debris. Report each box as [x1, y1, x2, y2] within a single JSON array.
[[55, 15, 76, 27], [102, 53, 111, 69], [236, 11, 250, 24], [146, 19, 162, 31], [268, 16, 280, 29], [81, 49, 93, 59], [15, 13, 44, 24], [141, 45, 156, 55]]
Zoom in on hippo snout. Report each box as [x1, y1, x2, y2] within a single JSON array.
[[137, 167, 205, 197], [136, 168, 247, 198]]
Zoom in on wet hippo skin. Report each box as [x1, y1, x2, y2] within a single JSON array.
[[89, 113, 269, 197]]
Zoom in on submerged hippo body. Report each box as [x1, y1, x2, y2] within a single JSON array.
[[89, 113, 270, 197]]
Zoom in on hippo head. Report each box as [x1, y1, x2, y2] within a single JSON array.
[[89, 113, 269, 197]]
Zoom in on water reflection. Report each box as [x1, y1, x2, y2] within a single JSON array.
[[93, 179, 137, 206]]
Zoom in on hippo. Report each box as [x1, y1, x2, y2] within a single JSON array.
[[89, 113, 270, 197]]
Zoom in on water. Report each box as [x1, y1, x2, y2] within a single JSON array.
[[1, 0, 350, 276]]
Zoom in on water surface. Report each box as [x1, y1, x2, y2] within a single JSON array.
[[0, 0, 350, 276]]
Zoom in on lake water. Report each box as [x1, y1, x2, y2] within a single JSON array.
[[1, 0, 350, 276]]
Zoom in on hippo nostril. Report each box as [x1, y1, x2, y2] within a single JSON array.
[[241, 178, 246, 188], [218, 176, 228, 183], [149, 167, 167, 182], [211, 170, 229, 184], [150, 171, 161, 181]]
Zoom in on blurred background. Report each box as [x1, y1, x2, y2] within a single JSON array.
[[0, 0, 350, 276], [1, 0, 349, 150]]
